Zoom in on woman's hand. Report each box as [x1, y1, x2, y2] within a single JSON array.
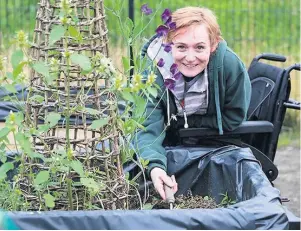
[[150, 167, 178, 200]]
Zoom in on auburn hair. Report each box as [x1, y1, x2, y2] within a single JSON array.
[[166, 6, 223, 47]]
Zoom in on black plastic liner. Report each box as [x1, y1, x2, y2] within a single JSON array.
[[4, 145, 288, 229]]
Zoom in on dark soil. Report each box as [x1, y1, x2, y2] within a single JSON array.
[[144, 188, 220, 210], [151, 194, 220, 210]]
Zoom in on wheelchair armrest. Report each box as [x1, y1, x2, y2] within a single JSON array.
[[179, 121, 274, 138]]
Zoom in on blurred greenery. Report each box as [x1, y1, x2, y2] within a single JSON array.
[[0, 0, 37, 46], [1, 1, 300, 62]]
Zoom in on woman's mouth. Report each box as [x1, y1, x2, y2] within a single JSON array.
[[183, 63, 198, 68]]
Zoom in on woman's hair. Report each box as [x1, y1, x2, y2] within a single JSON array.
[[166, 6, 223, 47]]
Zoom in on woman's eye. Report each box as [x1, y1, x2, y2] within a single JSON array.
[[197, 46, 205, 50], [177, 45, 186, 50]]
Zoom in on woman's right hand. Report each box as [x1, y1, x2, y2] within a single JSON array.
[[150, 167, 178, 200]]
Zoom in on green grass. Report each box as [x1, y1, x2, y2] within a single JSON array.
[[278, 129, 300, 148], [1, 0, 299, 64], [0, 0, 37, 49]]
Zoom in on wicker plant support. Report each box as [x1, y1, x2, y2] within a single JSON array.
[[19, 0, 132, 211]]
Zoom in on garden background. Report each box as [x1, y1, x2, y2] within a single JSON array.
[[0, 0, 300, 216], [0, 0, 300, 142]]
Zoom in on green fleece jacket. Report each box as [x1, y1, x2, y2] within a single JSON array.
[[135, 36, 251, 175]]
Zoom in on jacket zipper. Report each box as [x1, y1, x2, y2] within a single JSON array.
[[180, 99, 189, 129]]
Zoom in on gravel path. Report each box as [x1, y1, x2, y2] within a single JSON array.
[[273, 146, 300, 217]]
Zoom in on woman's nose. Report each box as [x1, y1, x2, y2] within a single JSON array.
[[185, 51, 196, 62]]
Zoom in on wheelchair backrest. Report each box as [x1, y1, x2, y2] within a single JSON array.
[[247, 59, 288, 122], [245, 54, 293, 161]]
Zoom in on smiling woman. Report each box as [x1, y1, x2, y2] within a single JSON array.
[[134, 6, 252, 200], [171, 24, 214, 78]]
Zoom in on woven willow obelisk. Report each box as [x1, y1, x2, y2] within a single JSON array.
[[20, 0, 130, 210]]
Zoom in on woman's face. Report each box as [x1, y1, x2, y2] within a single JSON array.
[[171, 24, 216, 77]]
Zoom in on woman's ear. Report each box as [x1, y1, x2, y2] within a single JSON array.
[[210, 42, 218, 53]]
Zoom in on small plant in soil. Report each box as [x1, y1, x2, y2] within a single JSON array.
[[219, 192, 236, 206]]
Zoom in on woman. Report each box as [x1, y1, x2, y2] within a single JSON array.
[[136, 6, 251, 200]]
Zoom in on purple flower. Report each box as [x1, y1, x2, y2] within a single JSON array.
[[162, 42, 173, 53], [170, 63, 178, 74], [155, 8, 176, 37], [161, 9, 172, 24], [164, 79, 175, 90], [167, 21, 176, 30], [155, 25, 169, 37], [170, 63, 182, 80], [164, 16, 171, 25], [141, 4, 153, 15], [157, 58, 165, 67], [173, 71, 182, 80]]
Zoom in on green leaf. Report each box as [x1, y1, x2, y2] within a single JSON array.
[[122, 56, 130, 72], [37, 124, 50, 133], [13, 62, 26, 78], [15, 132, 33, 154], [120, 91, 135, 103], [34, 170, 49, 185], [0, 162, 14, 180], [0, 143, 7, 151], [15, 112, 24, 126], [80, 177, 101, 191], [43, 193, 55, 208], [3, 84, 17, 93], [89, 118, 109, 130], [11, 50, 24, 69], [142, 203, 153, 210], [85, 108, 100, 115], [132, 118, 146, 130], [45, 112, 61, 127], [140, 158, 149, 169], [133, 96, 146, 118], [0, 127, 10, 140], [0, 155, 7, 164], [32, 61, 50, 78], [49, 25, 65, 46], [68, 26, 82, 42], [30, 95, 45, 103], [147, 86, 158, 98], [27, 152, 46, 161], [123, 119, 135, 135], [70, 54, 92, 71], [70, 160, 84, 177], [124, 17, 134, 39]]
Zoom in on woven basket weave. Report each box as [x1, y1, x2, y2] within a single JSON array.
[[19, 0, 131, 211]]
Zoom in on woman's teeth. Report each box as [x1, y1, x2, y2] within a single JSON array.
[[183, 64, 198, 67]]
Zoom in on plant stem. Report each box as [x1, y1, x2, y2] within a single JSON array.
[[67, 178, 73, 210], [64, 43, 71, 152]]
